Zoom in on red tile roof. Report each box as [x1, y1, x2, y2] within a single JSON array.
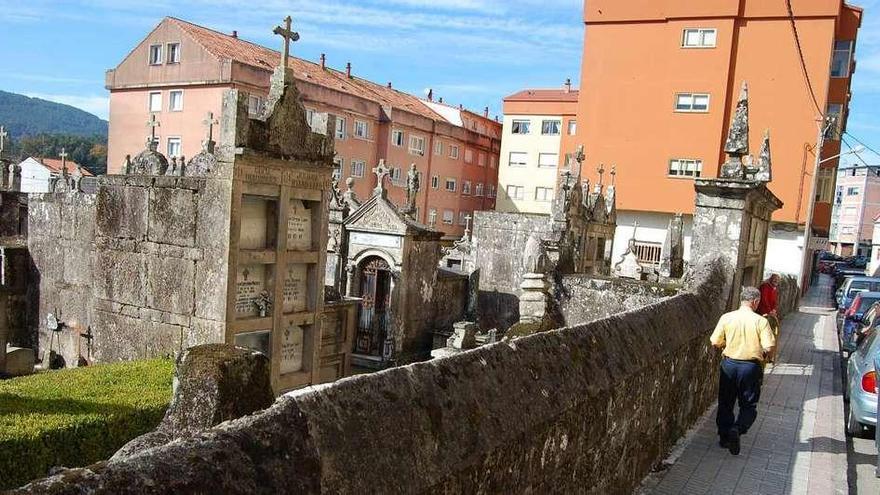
[[503, 89, 580, 103], [34, 158, 93, 176], [168, 17, 500, 133]]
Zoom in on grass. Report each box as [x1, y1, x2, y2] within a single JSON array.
[[0, 358, 174, 489]]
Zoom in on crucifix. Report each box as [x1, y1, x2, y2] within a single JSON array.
[[575, 145, 585, 166], [373, 159, 390, 195], [463, 214, 472, 234], [597, 163, 605, 186], [273, 16, 300, 70], [59, 147, 69, 175], [0, 126, 7, 160], [202, 111, 219, 151], [146, 114, 160, 149], [559, 170, 574, 192]]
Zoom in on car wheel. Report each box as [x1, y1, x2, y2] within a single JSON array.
[[846, 406, 866, 437]]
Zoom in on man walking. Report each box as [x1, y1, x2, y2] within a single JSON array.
[[710, 287, 776, 455]]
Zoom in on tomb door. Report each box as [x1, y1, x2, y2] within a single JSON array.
[[355, 257, 392, 357]]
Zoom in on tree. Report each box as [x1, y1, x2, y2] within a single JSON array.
[[14, 134, 108, 175]]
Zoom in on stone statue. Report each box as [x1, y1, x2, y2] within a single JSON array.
[[343, 177, 360, 209], [404, 163, 420, 214], [522, 233, 550, 274]]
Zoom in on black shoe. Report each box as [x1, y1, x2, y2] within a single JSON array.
[[719, 437, 729, 449], [727, 428, 741, 456]]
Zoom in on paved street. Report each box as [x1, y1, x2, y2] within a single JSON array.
[[641, 275, 880, 494]]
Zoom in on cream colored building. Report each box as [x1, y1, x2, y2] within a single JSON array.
[[495, 86, 579, 214]]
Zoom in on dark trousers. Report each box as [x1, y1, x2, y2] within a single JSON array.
[[717, 357, 763, 437]]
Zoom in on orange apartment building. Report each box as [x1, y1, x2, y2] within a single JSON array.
[[105, 17, 501, 238], [578, 0, 861, 279], [495, 84, 580, 214]]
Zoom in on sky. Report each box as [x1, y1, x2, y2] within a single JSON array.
[[0, 0, 877, 164]]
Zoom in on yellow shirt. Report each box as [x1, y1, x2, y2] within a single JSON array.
[[710, 307, 776, 362]]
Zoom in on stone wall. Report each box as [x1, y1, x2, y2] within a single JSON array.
[[16, 259, 730, 494], [473, 211, 552, 331], [28, 193, 97, 365], [557, 274, 681, 326]]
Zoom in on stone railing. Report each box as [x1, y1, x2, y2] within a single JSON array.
[[15, 259, 730, 494]]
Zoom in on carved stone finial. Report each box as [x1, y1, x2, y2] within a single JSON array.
[[522, 233, 550, 274], [720, 81, 750, 180], [753, 130, 772, 182], [610, 165, 617, 186], [343, 176, 360, 209], [201, 111, 218, 153], [372, 159, 390, 197]]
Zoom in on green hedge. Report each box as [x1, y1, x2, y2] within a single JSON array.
[[0, 358, 174, 489]]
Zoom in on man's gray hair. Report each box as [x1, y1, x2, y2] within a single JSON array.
[[741, 286, 761, 303]]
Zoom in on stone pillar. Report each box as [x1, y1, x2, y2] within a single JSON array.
[[689, 179, 782, 310]]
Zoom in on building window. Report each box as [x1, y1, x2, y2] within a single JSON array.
[[831, 40, 854, 78], [450, 145, 460, 159], [847, 186, 860, 196], [506, 185, 525, 200], [169, 90, 183, 112], [431, 175, 439, 189], [462, 181, 471, 195], [388, 129, 403, 147], [538, 153, 558, 168], [475, 183, 484, 196], [332, 157, 344, 180], [335, 117, 346, 139], [511, 119, 531, 135], [463, 149, 473, 164], [842, 225, 855, 235], [490, 156, 497, 168], [488, 185, 496, 198], [434, 140, 443, 156], [390, 167, 403, 185], [149, 44, 162, 65], [442, 210, 455, 225], [459, 211, 471, 226], [509, 152, 528, 167], [541, 120, 561, 135], [248, 95, 263, 116], [306, 108, 315, 127], [675, 93, 710, 112], [682, 28, 717, 48], [167, 137, 181, 157], [166, 42, 181, 63], [634, 241, 663, 266], [354, 120, 369, 139], [817, 168, 834, 203], [825, 103, 843, 140], [535, 187, 553, 202], [478, 153, 486, 167], [445, 178, 457, 192], [844, 206, 858, 216], [409, 135, 426, 155], [148, 92, 162, 112], [568, 120, 577, 136], [429, 208, 438, 225], [668, 158, 703, 178], [351, 160, 365, 178]]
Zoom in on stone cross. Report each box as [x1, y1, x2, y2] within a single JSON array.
[[559, 170, 573, 193], [463, 214, 472, 233], [373, 159, 390, 196], [597, 163, 605, 186], [59, 147, 69, 175], [428, 209, 437, 226], [202, 112, 218, 152], [146, 114, 160, 149], [610, 165, 617, 186], [574, 145, 585, 166], [273, 16, 300, 70], [0, 126, 7, 160]]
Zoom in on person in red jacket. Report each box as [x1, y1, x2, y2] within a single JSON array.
[[757, 274, 780, 363]]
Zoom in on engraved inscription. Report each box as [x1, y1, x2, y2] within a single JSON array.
[[280, 324, 304, 374], [236, 264, 270, 318], [287, 199, 312, 251], [239, 165, 330, 189], [284, 264, 308, 313]]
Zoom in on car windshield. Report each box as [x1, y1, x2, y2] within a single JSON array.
[[848, 281, 880, 296]]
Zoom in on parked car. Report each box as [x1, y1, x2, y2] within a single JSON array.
[[841, 295, 880, 357], [837, 276, 880, 310], [845, 324, 880, 437]]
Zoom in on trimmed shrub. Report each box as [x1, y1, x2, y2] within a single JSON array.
[[0, 358, 173, 489]]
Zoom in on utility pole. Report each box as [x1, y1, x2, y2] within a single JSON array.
[[800, 116, 835, 290]]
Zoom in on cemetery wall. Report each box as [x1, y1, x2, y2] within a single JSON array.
[[395, 237, 444, 363], [432, 268, 468, 331], [557, 274, 681, 326], [90, 175, 232, 362], [28, 193, 97, 365], [16, 258, 730, 494], [473, 211, 552, 331]]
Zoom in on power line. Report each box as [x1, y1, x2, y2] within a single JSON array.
[[841, 135, 871, 167], [785, 0, 823, 115], [844, 131, 880, 159]]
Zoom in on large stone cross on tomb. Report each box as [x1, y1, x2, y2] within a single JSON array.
[[202, 111, 219, 152], [59, 147, 69, 175], [273, 15, 300, 70], [146, 114, 160, 150], [373, 159, 390, 196]]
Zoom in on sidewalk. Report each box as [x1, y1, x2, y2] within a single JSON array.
[[641, 275, 849, 494]]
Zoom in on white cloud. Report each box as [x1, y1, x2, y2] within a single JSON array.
[[24, 93, 109, 120]]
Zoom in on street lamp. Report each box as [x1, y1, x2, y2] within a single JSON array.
[[820, 145, 865, 164]]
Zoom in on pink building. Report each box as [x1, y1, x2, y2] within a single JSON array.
[[105, 17, 501, 237], [830, 164, 880, 257]]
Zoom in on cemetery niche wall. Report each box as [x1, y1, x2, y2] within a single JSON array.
[[26, 27, 353, 393]]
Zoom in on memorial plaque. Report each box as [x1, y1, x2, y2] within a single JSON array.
[[280, 324, 304, 374], [235, 330, 272, 358], [350, 232, 401, 249], [236, 264, 272, 318], [287, 199, 312, 251], [240, 196, 276, 250], [283, 263, 308, 313]]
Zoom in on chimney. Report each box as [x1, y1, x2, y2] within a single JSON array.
[[346, 62, 352, 78], [459, 103, 463, 110], [387, 82, 392, 89], [232, 30, 238, 39], [564, 78, 572, 93], [439, 97, 444, 103], [484, 106, 489, 118], [320, 53, 326, 69], [427, 88, 433, 101]]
